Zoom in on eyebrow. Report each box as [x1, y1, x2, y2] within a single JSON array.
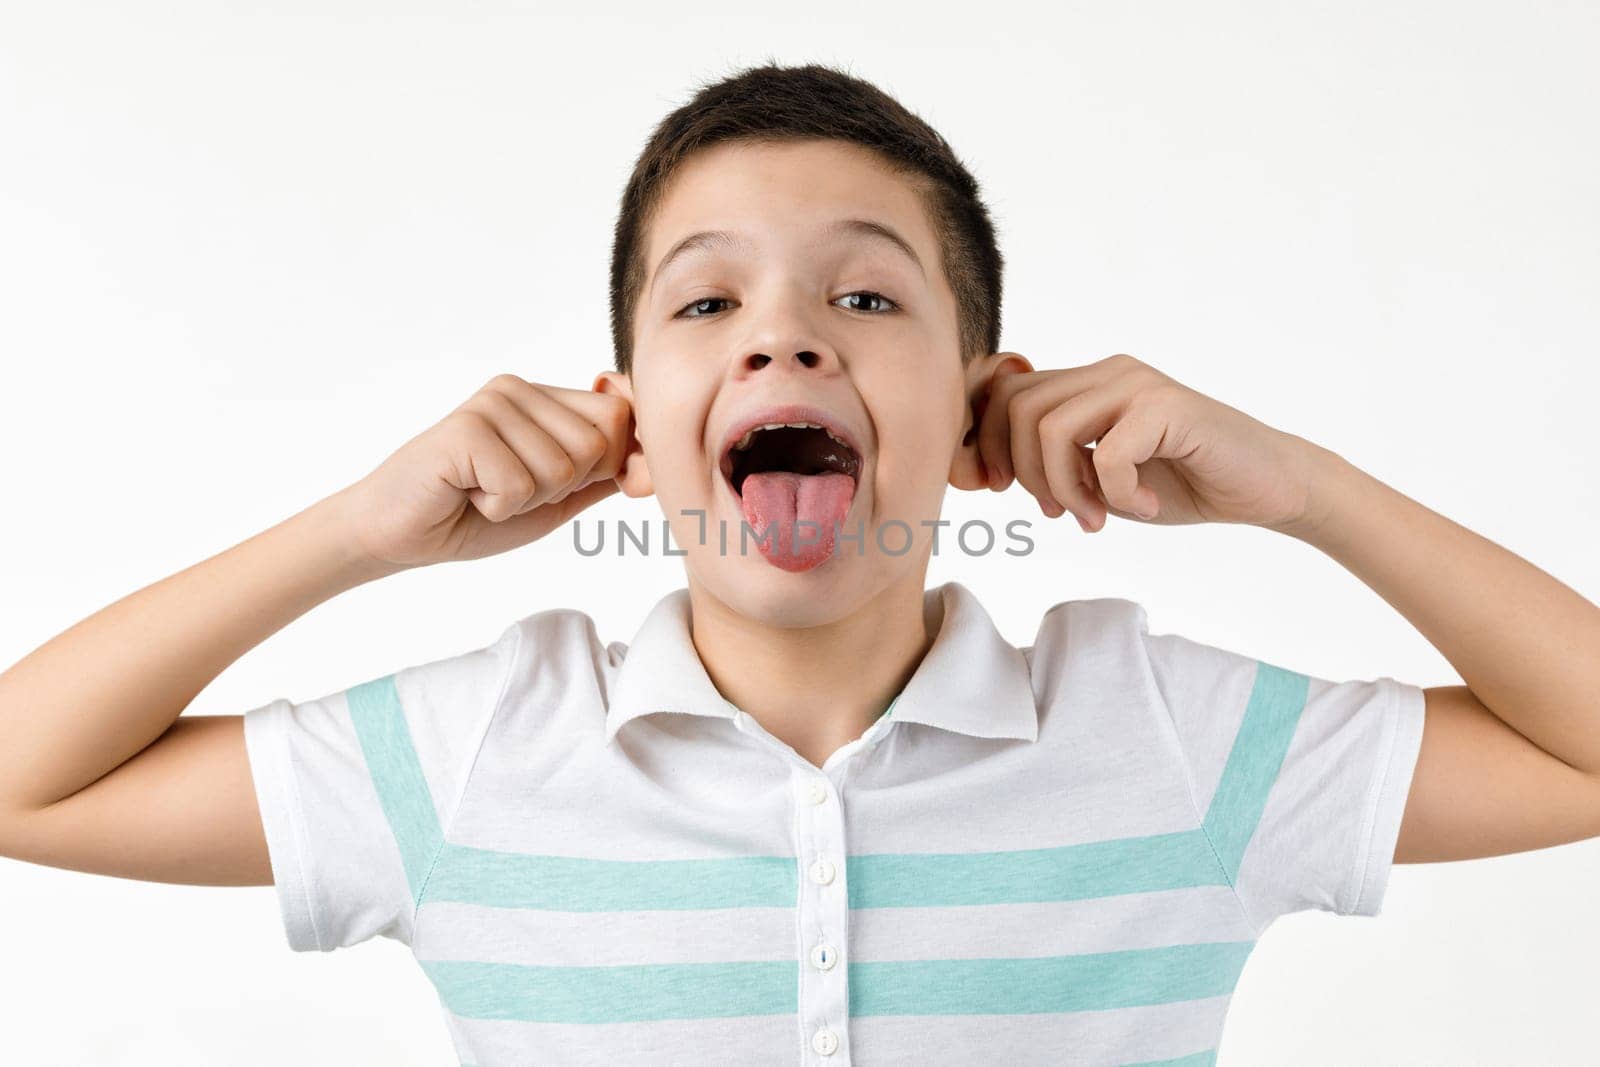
[[647, 217, 926, 298]]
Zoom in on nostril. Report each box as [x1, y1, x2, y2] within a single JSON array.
[[747, 354, 772, 370], [797, 351, 820, 369]]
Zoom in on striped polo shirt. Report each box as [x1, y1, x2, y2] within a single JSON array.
[[242, 581, 1426, 1066]]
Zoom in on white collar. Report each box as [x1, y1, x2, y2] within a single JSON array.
[[604, 581, 1039, 746]]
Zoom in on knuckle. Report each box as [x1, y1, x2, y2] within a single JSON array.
[[1037, 405, 1071, 437], [1006, 388, 1034, 420], [475, 387, 519, 419], [549, 455, 577, 486], [507, 467, 539, 502], [485, 372, 527, 393], [483, 388, 528, 422], [449, 408, 494, 438], [1091, 446, 1115, 477]]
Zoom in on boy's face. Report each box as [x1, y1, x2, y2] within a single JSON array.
[[599, 138, 1007, 627]]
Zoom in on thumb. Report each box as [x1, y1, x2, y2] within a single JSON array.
[[544, 476, 623, 526], [464, 477, 621, 560]]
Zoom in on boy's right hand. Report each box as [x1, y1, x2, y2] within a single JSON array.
[[334, 374, 634, 570]]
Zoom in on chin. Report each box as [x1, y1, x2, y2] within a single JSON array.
[[686, 548, 883, 629]]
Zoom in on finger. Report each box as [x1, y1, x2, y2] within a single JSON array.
[[1007, 384, 1058, 515], [1092, 405, 1164, 520], [546, 475, 621, 523], [496, 381, 614, 491], [447, 412, 540, 523], [1039, 409, 1107, 531], [538, 383, 632, 426], [471, 390, 580, 514], [475, 377, 634, 486], [458, 476, 622, 561], [1037, 386, 1131, 530], [583, 391, 635, 486], [975, 370, 1034, 490], [1007, 372, 1100, 514], [542, 385, 634, 486]]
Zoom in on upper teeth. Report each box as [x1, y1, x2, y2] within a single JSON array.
[[732, 422, 852, 452]]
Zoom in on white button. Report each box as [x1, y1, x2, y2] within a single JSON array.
[[811, 1027, 839, 1055], [810, 943, 838, 971], [809, 858, 836, 885], [804, 779, 829, 805]]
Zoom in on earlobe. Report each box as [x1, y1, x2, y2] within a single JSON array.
[[949, 351, 1034, 491], [592, 371, 653, 498]]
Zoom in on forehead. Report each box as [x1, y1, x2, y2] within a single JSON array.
[[643, 139, 937, 272]]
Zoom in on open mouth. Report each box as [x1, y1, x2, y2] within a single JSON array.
[[722, 423, 863, 496], [717, 417, 864, 572]]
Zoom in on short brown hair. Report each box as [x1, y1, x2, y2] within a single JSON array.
[[608, 60, 1005, 374]]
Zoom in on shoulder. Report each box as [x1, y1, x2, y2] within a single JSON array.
[[1024, 595, 1151, 663], [1024, 594, 1264, 701], [390, 606, 614, 715], [504, 605, 609, 658], [1009, 594, 1152, 714]]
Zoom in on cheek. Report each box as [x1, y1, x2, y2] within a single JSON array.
[[632, 363, 712, 454], [631, 410, 718, 508], [874, 370, 965, 450], [876, 404, 964, 500]]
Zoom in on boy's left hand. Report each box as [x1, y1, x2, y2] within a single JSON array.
[[975, 353, 1324, 535]]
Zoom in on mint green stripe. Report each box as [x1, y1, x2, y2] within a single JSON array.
[[419, 959, 796, 1023], [847, 828, 1229, 908], [422, 842, 796, 910], [422, 944, 1250, 1023], [849, 941, 1254, 1016], [346, 674, 441, 904], [418, 830, 1226, 912], [1119, 1052, 1218, 1067], [1202, 663, 1309, 880]]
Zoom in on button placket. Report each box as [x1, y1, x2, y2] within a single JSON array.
[[792, 766, 851, 1062]]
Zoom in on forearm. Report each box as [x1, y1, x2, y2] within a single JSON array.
[[1282, 444, 1600, 776], [0, 488, 402, 812]]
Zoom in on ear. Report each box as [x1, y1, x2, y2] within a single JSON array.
[[592, 370, 653, 498], [949, 350, 1034, 491]]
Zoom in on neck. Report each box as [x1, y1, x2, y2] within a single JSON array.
[[687, 566, 940, 769]]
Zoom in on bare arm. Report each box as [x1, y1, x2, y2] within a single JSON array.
[[1278, 448, 1600, 863], [0, 374, 631, 887], [0, 490, 400, 885]]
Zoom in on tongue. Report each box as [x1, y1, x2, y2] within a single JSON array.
[[739, 471, 856, 572]]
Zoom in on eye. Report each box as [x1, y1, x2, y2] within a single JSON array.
[[673, 291, 900, 319], [835, 291, 898, 314], [676, 297, 733, 319]]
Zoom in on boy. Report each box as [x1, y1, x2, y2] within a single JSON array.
[[2, 61, 1599, 1066]]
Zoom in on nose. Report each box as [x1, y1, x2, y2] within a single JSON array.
[[742, 349, 825, 373], [729, 304, 843, 381]]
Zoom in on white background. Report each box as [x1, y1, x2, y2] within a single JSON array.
[[2, 2, 1597, 1064]]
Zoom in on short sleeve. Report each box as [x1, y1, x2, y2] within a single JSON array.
[[241, 619, 523, 952], [1137, 608, 1426, 936]]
